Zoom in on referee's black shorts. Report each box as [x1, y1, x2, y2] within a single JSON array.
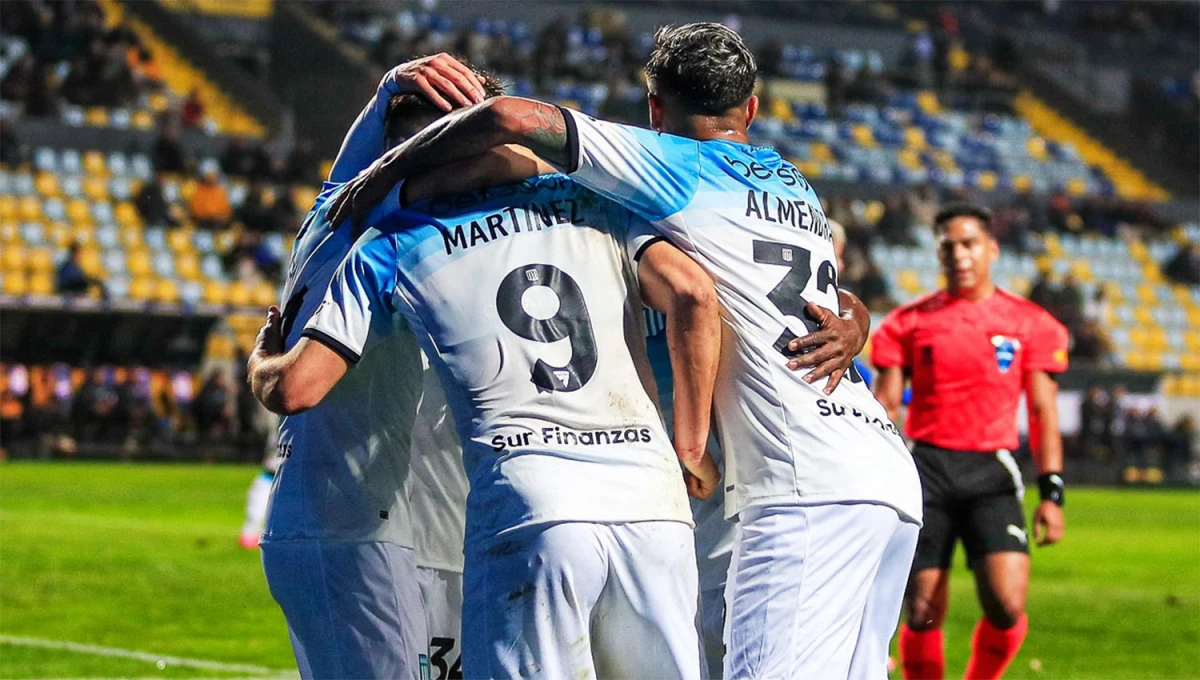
[[911, 441, 1029, 572]]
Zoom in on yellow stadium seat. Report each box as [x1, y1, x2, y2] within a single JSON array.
[[1069, 260, 1092, 281], [27, 272, 54, 295], [903, 127, 927, 151], [1188, 308, 1200, 327], [203, 280, 229, 305], [66, 199, 92, 225], [916, 91, 940, 114], [129, 277, 156, 300], [149, 92, 170, 113], [1181, 354, 1200, 373], [179, 179, 198, 201], [176, 252, 200, 280], [2, 272, 28, 295], [167, 229, 193, 253], [1133, 307, 1155, 326], [852, 125, 876, 148], [292, 186, 319, 212], [0, 196, 16, 221], [83, 151, 107, 177], [1147, 329, 1169, 352], [132, 110, 155, 130], [1161, 374, 1181, 397], [206, 333, 236, 360], [898, 270, 921, 294], [228, 281, 252, 306], [19, 196, 42, 222], [119, 225, 143, 248], [27, 248, 54, 274], [768, 98, 795, 123], [35, 172, 61, 198], [974, 171, 997, 191], [2, 244, 26, 272], [127, 250, 152, 277], [78, 246, 104, 276], [1186, 333, 1200, 352], [83, 177, 109, 201], [1011, 175, 1033, 193], [1136, 284, 1157, 304], [0, 223, 18, 244], [251, 281, 277, 307], [115, 202, 141, 228], [85, 107, 109, 127], [156, 279, 180, 303]]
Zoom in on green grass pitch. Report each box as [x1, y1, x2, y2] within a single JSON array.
[[1, 461, 1197, 678]]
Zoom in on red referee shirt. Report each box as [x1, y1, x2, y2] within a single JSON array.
[[871, 288, 1069, 452]]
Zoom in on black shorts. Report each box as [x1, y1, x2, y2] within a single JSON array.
[[911, 442, 1029, 572]]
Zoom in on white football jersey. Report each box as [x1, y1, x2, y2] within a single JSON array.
[[305, 175, 694, 548], [561, 109, 922, 524], [408, 354, 468, 573], [261, 182, 424, 547]]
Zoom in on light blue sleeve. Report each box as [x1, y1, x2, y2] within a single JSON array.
[[302, 231, 400, 364], [560, 108, 701, 221]]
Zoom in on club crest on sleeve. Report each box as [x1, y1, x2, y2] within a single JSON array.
[[991, 335, 1020, 373]]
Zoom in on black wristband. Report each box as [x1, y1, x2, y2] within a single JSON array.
[[1038, 473, 1065, 507]]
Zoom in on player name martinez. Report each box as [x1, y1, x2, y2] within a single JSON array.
[[491, 425, 656, 452], [744, 190, 832, 242], [439, 199, 593, 255], [815, 398, 901, 436]]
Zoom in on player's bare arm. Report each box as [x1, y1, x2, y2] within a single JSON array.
[[1025, 369, 1065, 546], [328, 97, 569, 227], [785, 290, 870, 394], [329, 53, 486, 183], [636, 240, 722, 500], [403, 145, 556, 204], [248, 306, 350, 415], [873, 366, 906, 424]]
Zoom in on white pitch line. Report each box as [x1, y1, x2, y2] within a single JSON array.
[[0, 634, 280, 675]]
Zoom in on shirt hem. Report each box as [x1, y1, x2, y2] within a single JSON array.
[[731, 493, 923, 527]]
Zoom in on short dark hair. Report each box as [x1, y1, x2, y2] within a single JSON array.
[[384, 62, 505, 142], [644, 23, 758, 116], [933, 203, 993, 235]]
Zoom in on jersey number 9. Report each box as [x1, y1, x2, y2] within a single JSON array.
[[497, 264, 598, 393]]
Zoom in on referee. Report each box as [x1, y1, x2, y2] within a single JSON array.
[[872, 204, 1067, 680]]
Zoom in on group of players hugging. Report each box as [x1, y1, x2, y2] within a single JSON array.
[[244, 21, 1067, 680]]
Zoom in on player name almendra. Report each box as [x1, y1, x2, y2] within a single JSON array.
[[491, 425, 655, 452], [744, 189, 833, 242], [438, 198, 594, 255]]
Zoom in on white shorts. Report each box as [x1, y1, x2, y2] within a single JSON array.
[[419, 566, 465, 680], [463, 521, 704, 680], [261, 541, 428, 680], [724, 503, 918, 680]]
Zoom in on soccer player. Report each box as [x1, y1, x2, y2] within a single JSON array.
[[250, 54, 489, 679], [251, 141, 728, 677], [871, 204, 1068, 680], [326, 22, 923, 678]]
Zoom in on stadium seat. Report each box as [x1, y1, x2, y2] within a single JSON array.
[[83, 177, 109, 202], [251, 281, 277, 307], [65, 199, 91, 225], [35, 172, 61, 198], [2, 271, 28, 295], [2, 244, 26, 272], [128, 278, 156, 300], [18, 196, 41, 222], [156, 279, 180, 304], [83, 151, 107, 177], [27, 248, 54, 274], [27, 272, 54, 295], [203, 280, 229, 305], [228, 282, 252, 307], [127, 250, 152, 278], [175, 253, 200, 280]]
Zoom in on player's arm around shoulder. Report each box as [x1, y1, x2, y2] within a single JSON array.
[[1025, 369, 1066, 546], [248, 306, 350, 416], [636, 240, 722, 500]]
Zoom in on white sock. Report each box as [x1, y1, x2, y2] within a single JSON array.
[[241, 473, 273, 536]]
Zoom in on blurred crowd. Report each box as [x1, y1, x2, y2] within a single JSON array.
[[1, 0, 169, 119], [1076, 385, 1196, 485], [0, 361, 268, 460]]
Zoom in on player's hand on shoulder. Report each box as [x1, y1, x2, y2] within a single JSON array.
[[785, 301, 866, 395], [253, 305, 284, 358], [683, 453, 721, 501], [1032, 500, 1064, 547], [382, 53, 486, 112]]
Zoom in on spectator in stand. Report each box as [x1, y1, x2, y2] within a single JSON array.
[[73, 367, 117, 443], [1054, 272, 1085, 330], [1077, 385, 1112, 460], [0, 120, 25, 167], [237, 181, 276, 233], [1029, 269, 1056, 316], [152, 124, 187, 174], [189, 169, 232, 229], [1166, 415, 1196, 482], [286, 140, 320, 184], [857, 260, 893, 312], [181, 87, 205, 129], [135, 171, 174, 227], [195, 369, 234, 441], [877, 194, 915, 245], [1072, 319, 1111, 364], [1163, 242, 1200, 285], [220, 138, 272, 181], [56, 243, 108, 299], [1084, 286, 1111, 326], [60, 56, 97, 106]]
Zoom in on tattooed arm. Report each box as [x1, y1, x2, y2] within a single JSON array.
[[327, 97, 568, 226]]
